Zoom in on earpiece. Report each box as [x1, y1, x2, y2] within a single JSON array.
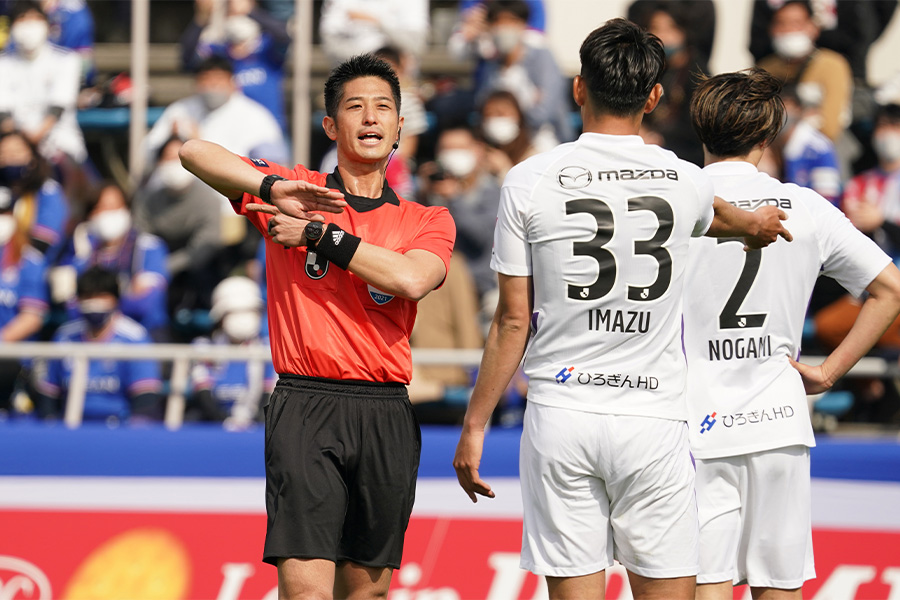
[[392, 128, 401, 150]]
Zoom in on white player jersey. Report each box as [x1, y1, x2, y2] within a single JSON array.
[[493, 133, 715, 420], [684, 161, 892, 459]]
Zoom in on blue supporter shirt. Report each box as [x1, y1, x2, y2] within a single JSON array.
[[0, 244, 49, 332], [191, 332, 276, 414], [41, 315, 162, 421], [783, 120, 842, 205], [203, 38, 287, 130], [61, 229, 170, 332], [31, 180, 69, 258]]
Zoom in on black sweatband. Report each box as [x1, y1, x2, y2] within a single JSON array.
[[259, 174, 287, 204], [313, 223, 361, 270]]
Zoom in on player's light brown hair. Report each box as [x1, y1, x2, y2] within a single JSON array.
[[690, 67, 785, 158]]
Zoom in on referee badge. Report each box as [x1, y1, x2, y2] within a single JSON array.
[[367, 284, 394, 305], [305, 251, 329, 279]]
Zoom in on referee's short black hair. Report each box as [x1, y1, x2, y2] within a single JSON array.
[[324, 54, 401, 120], [579, 18, 666, 117], [691, 67, 785, 158], [77, 266, 121, 300]]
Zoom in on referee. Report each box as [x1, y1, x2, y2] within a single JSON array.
[[180, 54, 455, 599]]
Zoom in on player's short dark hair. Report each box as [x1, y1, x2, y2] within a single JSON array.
[[77, 266, 120, 300], [324, 54, 401, 120], [876, 104, 900, 127], [10, 0, 45, 22], [486, 0, 531, 24], [579, 18, 666, 117], [690, 67, 785, 158], [196, 55, 234, 76]]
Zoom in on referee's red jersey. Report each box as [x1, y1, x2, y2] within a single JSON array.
[[233, 157, 456, 384]]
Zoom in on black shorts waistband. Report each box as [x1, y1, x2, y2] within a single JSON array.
[[276, 374, 407, 398]]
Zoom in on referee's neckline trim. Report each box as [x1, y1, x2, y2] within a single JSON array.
[[326, 168, 400, 213]]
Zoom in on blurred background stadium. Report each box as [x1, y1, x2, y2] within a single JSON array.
[[0, 0, 899, 598]]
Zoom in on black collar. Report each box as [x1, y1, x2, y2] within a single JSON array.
[[326, 168, 399, 213]]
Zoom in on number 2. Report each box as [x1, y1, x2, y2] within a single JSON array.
[[716, 239, 766, 329]]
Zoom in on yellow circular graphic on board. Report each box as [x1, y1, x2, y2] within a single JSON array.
[[62, 528, 191, 600]]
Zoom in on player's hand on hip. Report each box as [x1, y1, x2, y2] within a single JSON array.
[[270, 179, 347, 219], [789, 356, 835, 395], [453, 429, 495, 503], [247, 203, 325, 247], [744, 206, 793, 250]]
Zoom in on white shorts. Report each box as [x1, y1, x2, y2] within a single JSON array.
[[519, 403, 699, 579], [696, 446, 815, 588]]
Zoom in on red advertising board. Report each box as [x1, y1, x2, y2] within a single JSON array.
[[2, 510, 899, 600]]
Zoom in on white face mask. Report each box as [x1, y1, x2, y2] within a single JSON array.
[[438, 149, 478, 179], [483, 116, 520, 146], [493, 26, 523, 56], [199, 90, 230, 112], [222, 310, 261, 342], [873, 131, 900, 165], [225, 15, 260, 45], [90, 208, 132, 242], [0, 214, 17, 245], [772, 32, 813, 59], [156, 160, 195, 192], [11, 20, 48, 53]]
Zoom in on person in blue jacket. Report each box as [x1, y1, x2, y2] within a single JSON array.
[[57, 181, 170, 340], [36, 265, 163, 423], [0, 187, 48, 415], [180, 0, 290, 131]]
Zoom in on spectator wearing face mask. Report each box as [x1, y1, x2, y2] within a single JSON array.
[[56, 182, 170, 340], [418, 126, 500, 320], [0, 130, 68, 258], [143, 55, 288, 168], [842, 104, 900, 260], [0, 186, 49, 416], [473, 0, 573, 147], [35, 265, 163, 424], [133, 136, 223, 322], [477, 89, 547, 182], [756, 0, 852, 143], [762, 82, 842, 205], [180, 0, 290, 131], [187, 276, 274, 430], [0, 1, 87, 168]]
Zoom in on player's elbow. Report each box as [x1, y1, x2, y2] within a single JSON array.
[[178, 139, 204, 172], [397, 273, 439, 302]]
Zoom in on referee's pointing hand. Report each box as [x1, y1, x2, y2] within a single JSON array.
[[268, 179, 347, 221]]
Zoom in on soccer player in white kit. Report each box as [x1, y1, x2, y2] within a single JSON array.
[[684, 68, 900, 600], [454, 20, 792, 600]]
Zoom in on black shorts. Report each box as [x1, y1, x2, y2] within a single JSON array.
[[263, 375, 421, 569]]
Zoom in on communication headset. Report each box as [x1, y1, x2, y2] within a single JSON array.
[[392, 128, 401, 150]]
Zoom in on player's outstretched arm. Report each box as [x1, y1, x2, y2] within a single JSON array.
[[706, 197, 793, 249], [179, 140, 346, 218], [791, 263, 900, 394], [454, 274, 532, 503]]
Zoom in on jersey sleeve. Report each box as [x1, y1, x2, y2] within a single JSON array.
[[33, 182, 69, 250], [124, 338, 163, 397], [232, 157, 299, 237], [404, 205, 456, 278], [18, 250, 49, 315], [685, 165, 715, 237], [814, 193, 892, 297], [491, 175, 533, 276]]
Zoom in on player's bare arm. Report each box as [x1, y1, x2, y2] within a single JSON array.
[[179, 139, 347, 218], [791, 263, 900, 394], [454, 274, 532, 503], [706, 197, 793, 249]]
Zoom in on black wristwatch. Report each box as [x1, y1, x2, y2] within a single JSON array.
[[304, 221, 324, 248], [259, 174, 287, 204]]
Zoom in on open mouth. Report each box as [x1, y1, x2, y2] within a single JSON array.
[[358, 132, 383, 144]]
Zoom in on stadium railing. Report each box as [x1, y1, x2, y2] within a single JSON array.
[[0, 343, 485, 429], [0, 343, 893, 430]]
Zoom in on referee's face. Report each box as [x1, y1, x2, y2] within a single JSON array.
[[325, 76, 402, 166]]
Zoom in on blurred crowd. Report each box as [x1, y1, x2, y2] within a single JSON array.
[[1, 0, 900, 428]]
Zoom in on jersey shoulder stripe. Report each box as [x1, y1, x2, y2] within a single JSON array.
[[113, 315, 150, 342]]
